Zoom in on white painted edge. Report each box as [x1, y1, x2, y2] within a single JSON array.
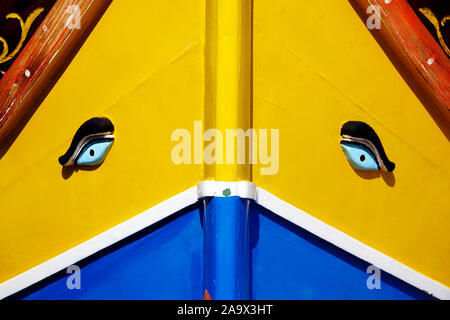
[[197, 180, 256, 200], [1, 182, 448, 300], [0, 186, 198, 300], [255, 186, 450, 300]]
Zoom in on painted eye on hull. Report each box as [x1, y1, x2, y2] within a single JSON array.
[[340, 121, 395, 172], [340, 142, 379, 171], [59, 117, 114, 167], [76, 139, 114, 166]]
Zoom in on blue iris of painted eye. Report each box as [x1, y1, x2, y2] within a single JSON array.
[[340, 143, 379, 171], [76, 139, 113, 166]]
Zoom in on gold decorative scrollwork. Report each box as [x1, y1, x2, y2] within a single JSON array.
[[0, 8, 44, 65], [419, 7, 450, 57]]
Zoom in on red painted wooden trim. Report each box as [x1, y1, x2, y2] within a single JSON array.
[[350, 0, 449, 121], [0, 0, 112, 146]]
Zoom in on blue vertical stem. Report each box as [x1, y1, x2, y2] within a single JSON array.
[[202, 196, 251, 299]]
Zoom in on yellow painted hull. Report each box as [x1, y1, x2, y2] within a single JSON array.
[[0, 0, 448, 293]]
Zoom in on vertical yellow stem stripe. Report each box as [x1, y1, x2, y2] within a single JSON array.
[[204, 0, 252, 181]]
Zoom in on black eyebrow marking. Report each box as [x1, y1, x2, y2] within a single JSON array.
[[340, 121, 395, 172], [59, 117, 114, 166]]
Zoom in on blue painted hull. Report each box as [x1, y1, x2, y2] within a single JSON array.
[[11, 200, 434, 300]]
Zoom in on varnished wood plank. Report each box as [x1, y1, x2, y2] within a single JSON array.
[[0, 0, 112, 147]]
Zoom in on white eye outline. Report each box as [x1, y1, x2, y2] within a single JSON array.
[[63, 133, 114, 166], [340, 142, 379, 171], [76, 138, 114, 166], [341, 136, 387, 171]]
